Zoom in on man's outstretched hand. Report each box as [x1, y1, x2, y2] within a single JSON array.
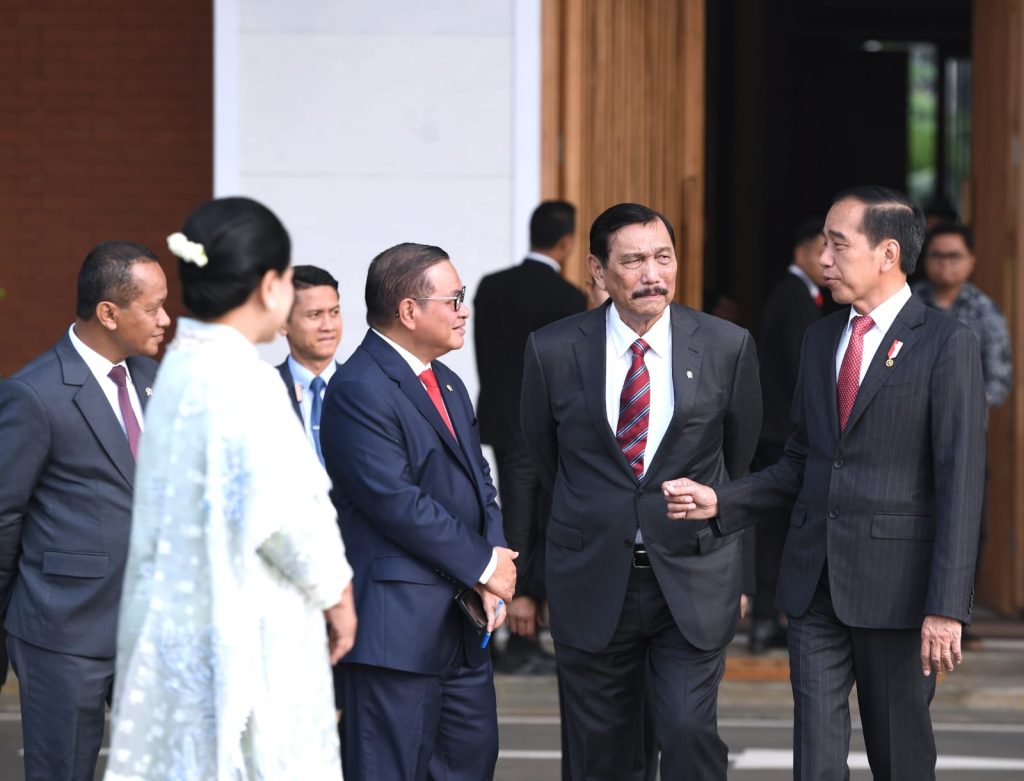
[[661, 478, 719, 520]]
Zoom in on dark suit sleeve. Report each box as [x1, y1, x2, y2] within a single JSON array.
[[715, 335, 810, 537], [519, 333, 558, 491], [925, 327, 986, 621], [325, 378, 494, 589], [0, 380, 50, 604]]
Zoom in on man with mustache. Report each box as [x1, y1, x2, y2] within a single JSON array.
[[520, 203, 761, 780], [0, 241, 169, 780]]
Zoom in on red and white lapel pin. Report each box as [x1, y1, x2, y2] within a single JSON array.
[[885, 339, 903, 368]]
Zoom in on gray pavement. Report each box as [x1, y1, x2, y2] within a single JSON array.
[[0, 635, 1022, 779]]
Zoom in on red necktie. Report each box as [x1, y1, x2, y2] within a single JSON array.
[[616, 339, 650, 479], [108, 364, 142, 459], [419, 368, 457, 440], [836, 315, 874, 432]]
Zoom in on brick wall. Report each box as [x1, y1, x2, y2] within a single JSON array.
[[0, 0, 212, 376]]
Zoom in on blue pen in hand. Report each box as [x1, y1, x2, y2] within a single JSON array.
[[481, 599, 505, 649]]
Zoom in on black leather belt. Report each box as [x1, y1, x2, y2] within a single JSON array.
[[632, 545, 651, 569]]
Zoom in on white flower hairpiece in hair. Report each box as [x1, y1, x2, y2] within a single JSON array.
[[166, 232, 209, 268]]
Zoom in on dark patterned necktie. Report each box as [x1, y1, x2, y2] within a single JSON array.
[[108, 365, 141, 459], [836, 315, 874, 432], [616, 339, 650, 479]]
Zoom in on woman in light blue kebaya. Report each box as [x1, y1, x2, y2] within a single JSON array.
[[106, 197, 356, 781]]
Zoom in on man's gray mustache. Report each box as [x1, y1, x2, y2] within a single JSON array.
[[631, 287, 669, 299]]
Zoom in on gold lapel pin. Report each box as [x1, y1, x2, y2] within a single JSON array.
[[686, 370, 693, 379], [446, 384, 453, 392]]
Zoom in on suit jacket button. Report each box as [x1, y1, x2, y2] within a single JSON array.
[[637, 488, 645, 497], [623, 539, 633, 547], [827, 509, 839, 519], [833, 457, 845, 469]]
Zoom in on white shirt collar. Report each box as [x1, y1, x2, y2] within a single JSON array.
[[847, 283, 912, 336], [788, 264, 820, 299], [372, 329, 432, 377], [287, 354, 336, 389], [525, 252, 561, 273], [67, 323, 130, 383], [607, 303, 671, 360]]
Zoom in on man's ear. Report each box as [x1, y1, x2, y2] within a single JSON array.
[[394, 297, 418, 330], [586, 255, 607, 291], [95, 301, 119, 331], [880, 239, 901, 273]]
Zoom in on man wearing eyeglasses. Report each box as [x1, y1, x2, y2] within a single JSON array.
[[321, 242, 517, 781], [520, 203, 761, 780]]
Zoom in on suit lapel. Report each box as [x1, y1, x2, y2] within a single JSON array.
[[841, 297, 926, 439], [276, 361, 303, 420], [127, 356, 155, 413], [362, 332, 474, 477], [433, 361, 487, 495], [644, 305, 702, 481], [57, 337, 135, 486], [573, 305, 636, 479]]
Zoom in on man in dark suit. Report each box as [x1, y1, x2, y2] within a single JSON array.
[[276, 264, 343, 463], [748, 218, 826, 652], [520, 203, 761, 780], [665, 186, 986, 779], [0, 241, 169, 781], [322, 242, 518, 781], [474, 200, 586, 670]]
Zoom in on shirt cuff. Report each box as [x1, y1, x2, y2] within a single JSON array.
[[478, 548, 499, 585]]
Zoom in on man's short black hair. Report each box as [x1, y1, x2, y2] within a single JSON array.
[[530, 201, 576, 250], [589, 203, 676, 267], [832, 186, 925, 275], [923, 223, 974, 255], [794, 218, 824, 247], [292, 264, 339, 292], [76, 241, 159, 320]]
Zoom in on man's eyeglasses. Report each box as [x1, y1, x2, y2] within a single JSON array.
[[414, 286, 467, 312]]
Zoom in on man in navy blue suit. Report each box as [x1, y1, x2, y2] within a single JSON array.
[[276, 264, 344, 461], [322, 242, 518, 781]]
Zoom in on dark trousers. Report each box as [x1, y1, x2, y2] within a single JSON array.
[[7, 634, 113, 781], [788, 570, 937, 780], [555, 566, 728, 781], [340, 653, 498, 781]]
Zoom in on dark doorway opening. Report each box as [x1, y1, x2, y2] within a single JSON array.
[[704, 0, 971, 334]]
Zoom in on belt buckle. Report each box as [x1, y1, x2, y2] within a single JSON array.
[[632, 545, 651, 569]]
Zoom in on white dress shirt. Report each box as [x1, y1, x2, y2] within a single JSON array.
[[525, 251, 561, 272], [835, 284, 912, 383], [604, 304, 674, 471], [372, 329, 498, 585], [286, 354, 336, 451], [788, 263, 821, 301], [67, 324, 144, 436]]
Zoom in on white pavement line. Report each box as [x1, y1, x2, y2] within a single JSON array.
[[498, 715, 560, 725], [498, 750, 562, 760], [729, 749, 1024, 770], [716, 718, 1024, 734], [496, 715, 1024, 734]]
